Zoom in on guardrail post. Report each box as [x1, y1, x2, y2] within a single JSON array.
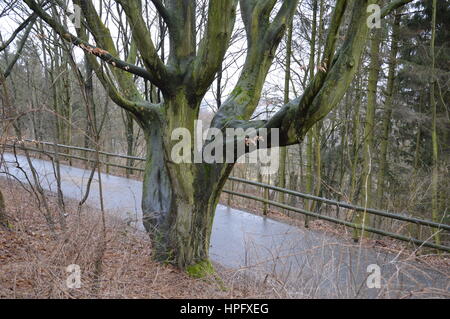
[[263, 186, 269, 215], [304, 199, 310, 228], [68, 145, 72, 166], [39, 141, 44, 159], [106, 154, 110, 174], [228, 176, 234, 206], [352, 209, 360, 242]]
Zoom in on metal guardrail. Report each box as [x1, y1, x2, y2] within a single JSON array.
[[225, 176, 450, 232], [3, 139, 145, 173], [222, 189, 450, 252], [2, 139, 449, 252]]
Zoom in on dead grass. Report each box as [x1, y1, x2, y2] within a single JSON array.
[[0, 178, 288, 299]]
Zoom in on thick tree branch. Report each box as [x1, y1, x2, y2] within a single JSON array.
[[381, 0, 414, 18], [0, 14, 36, 52], [3, 18, 35, 78], [165, 0, 196, 70], [266, 0, 298, 45], [116, 0, 170, 91], [211, 0, 299, 129], [150, 0, 173, 27], [222, 0, 415, 148], [190, 0, 238, 98], [267, 0, 374, 146], [284, 0, 347, 127], [320, 0, 348, 67]]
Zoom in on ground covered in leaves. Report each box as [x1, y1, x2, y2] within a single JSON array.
[[0, 178, 286, 299]]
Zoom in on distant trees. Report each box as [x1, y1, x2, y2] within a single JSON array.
[[375, 12, 400, 227], [396, 0, 449, 239], [277, 0, 448, 245]]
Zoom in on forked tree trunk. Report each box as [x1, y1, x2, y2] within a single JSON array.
[[141, 96, 232, 269]]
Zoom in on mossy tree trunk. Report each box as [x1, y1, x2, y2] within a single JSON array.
[[25, 0, 412, 270], [313, 0, 325, 210], [353, 26, 382, 239], [305, 0, 318, 224], [350, 74, 363, 203], [277, 20, 293, 207], [430, 0, 440, 246]]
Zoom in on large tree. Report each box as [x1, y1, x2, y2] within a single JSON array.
[[22, 0, 412, 272]]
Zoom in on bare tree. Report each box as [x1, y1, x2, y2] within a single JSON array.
[[23, 0, 413, 272]]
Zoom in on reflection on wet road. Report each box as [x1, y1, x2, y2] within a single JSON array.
[[1, 153, 448, 298]]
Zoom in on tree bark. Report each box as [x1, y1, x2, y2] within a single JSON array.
[[430, 0, 440, 246], [0, 189, 7, 228], [141, 96, 232, 268], [277, 20, 293, 206], [353, 27, 382, 239]]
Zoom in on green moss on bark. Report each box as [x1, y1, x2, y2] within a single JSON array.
[[186, 259, 215, 278]]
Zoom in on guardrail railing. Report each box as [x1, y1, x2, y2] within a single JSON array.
[[1, 139, 449, 252]]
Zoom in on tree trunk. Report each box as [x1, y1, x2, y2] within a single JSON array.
[[353, 28, 381, 239], [430, 0, 440, 246], [350, 74, 362, 203], [141, 96, 232, 270], [277, 20, 293, 206], [0, 189, 7, 228], [304, 0, 318, 226], [313, 122, 322, 207], [125, 112, 135, 176]]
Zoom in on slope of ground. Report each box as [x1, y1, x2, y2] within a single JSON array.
[[0, 178, 286, 299]]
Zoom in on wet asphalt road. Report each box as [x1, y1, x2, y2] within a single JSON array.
[[1, 153, 448, 298]]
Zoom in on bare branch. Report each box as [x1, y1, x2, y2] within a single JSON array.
[[211, 0, 299, 129], [3, 18, 35, 78], [0, 14, 36, 52], [23, 0, 156, 83]]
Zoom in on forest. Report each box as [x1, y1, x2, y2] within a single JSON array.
[[0, 0, 449, 300]]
